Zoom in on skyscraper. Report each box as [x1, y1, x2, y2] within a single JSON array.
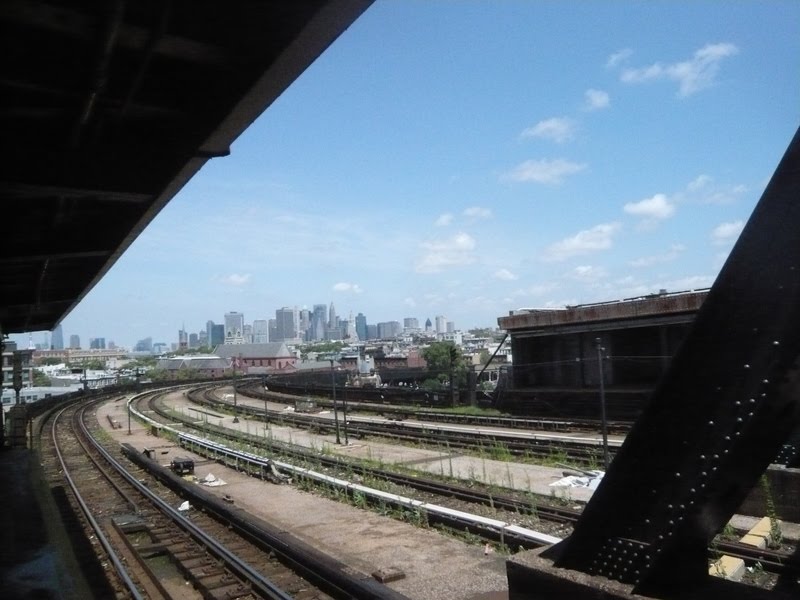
[[210, 324, 224, 347], [224, 312, 244, 344], [403, 317, 419, 331], [355, 313, 367, 341], [425, 318, 432, 332], [252, 319, 269, 343], [69, 334, 80, 349], [435, 315, 446, 334], [329, 302, 338, 330], [275, 307, 296, 342], [51, 324, 63, 350], [312, 304, 327, 341]]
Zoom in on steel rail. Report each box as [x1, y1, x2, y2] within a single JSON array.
[[52, 403, 145, 600]]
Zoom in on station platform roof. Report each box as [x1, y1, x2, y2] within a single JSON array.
[[1, 0, 371, 334]]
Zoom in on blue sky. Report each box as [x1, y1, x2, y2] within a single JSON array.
[[15, 1, 800, 350]]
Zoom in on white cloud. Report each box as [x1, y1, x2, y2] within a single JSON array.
[[493, 268, 518, 281], [687, 174, 713, 192], [463, 206, 492, 219], [568, 265, 607, 282], [711, 220, 744, 245], [332, 282, 363, 293], [543, 222, 621, 261], [623, 193, 676, 225], [584, 88, 610, 111], [220, 273, 251, 286], [606, 48, 632, 68], [683, 175, 747, 204], [629, 244, 686, 267], [620, 42, 738, 97], [435, 213, 453, 226], [521, 117, 577, 144], [502, 158, 587, 185], [415, 232, 477, 273]]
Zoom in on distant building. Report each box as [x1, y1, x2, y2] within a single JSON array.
[[189, 333, 199, 348], [377, 321, 402, 339], [366, 324, 378, 340], [425, 318, 432, 332], [355, 313, 367, 341], [51, 325, 64, 350], [69, 334, 80, 349], [156, 355, 230, 378], [435, 315, 446, 334], [311, 304, 327, 341], [224, 311, 245, 344], [243, 324, 253, 344], [403, 317, 419, 331], [252, 319, 269, 344], [210, 324, 224, 347], [446, 321, 455, 333], [178, 327, 188, 349], [89, 337, 106, 350], [213, 343, 297, 373], [329, 302, 338, 330], [268, 319, 277, 343], [134, 337, 153, 352], [275, 307, 296, 342]]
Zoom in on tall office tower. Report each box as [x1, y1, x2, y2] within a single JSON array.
[[243, 324, 253, 343], [90, 337, 106, 349], [275, 307, 296, 341], [210, 324, 224, 347], [224, 311, 245, 344], [198, 330, 208, 347], [178, 326, 188, 349], [189, 333, 199, 348], [329, 302, 338, 330], [252, 319, 269, 343], [425, 318, 432, 332], [135, 337, 153, 352], [403, 317, 419, 331], [346, 312, 358, 341], [268, 319, 277, 342], [355, 312, 367, 341], [366, 324, 378, 340], [435, 315, 446, 334], [69, 334, 80, 349], [51, 324, 64, 350], [298, 309, 311, 338], [206, 320, 215, 346], [312, 304, 327, 341], [446, 321, 455, 333], [377, 321, 402, 339]]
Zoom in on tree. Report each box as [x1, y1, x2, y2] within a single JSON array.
[[32, 369, 50, 386], [422, 341, 467, 387]]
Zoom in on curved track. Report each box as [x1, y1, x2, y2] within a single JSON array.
[[41, 392, 406, 600]]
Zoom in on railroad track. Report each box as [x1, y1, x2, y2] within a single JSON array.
[[146, 387, 800, 579], [41, 393, 407, 600], [188, 386, 616, 465], [238, 381, 634, 435]]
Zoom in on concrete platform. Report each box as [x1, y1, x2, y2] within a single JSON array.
[[0, 447, 108, 600]]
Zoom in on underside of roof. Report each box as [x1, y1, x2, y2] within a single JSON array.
[[0, 0, 371, 333]]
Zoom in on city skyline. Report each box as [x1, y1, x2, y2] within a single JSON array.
[[7, 2, 800, 351], [19, 303, 458, 351]]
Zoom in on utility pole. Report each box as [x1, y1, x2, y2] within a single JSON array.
[[595, 337, 610, 471], [262, 376, 269, 436], [232, 355, 239, 423], [330, 358, 341, 444]]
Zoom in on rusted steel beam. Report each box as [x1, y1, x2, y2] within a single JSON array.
[[545, 125, 800, 596]]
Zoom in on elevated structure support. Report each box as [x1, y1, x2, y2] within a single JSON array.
[[509, 127, 800, 598]]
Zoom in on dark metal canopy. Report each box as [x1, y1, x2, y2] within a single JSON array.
[[0, 0, 371, 334]]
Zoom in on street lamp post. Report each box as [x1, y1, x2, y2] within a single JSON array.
[[330, 358, 341, 444], [342, 385, 349, 445], [127, 398, 131, 435], [595, 337, 610, 471]]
